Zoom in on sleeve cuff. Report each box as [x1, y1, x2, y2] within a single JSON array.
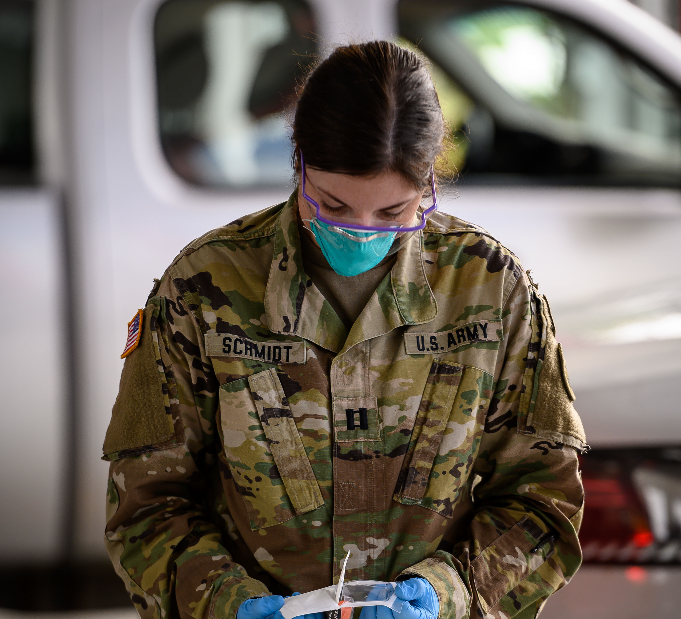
[[400, 552, 471, 619], [209, 576, 272, 619]]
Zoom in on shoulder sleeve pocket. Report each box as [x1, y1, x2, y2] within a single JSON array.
[[102, 299, 177, 461], [518, 292, 588, 453]]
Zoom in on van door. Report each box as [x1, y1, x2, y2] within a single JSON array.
[[0, 0, 68, 563]]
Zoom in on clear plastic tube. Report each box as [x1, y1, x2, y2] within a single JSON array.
[[342, 582, 394, 604], [280, 581, 406, 619]]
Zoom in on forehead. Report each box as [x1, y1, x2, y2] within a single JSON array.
[[305, 167, 421, 211]]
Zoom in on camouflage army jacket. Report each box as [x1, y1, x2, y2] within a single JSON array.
[[103, 191, 587, 619]]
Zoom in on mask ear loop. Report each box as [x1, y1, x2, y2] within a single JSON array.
[[298, 152, 323, 239]]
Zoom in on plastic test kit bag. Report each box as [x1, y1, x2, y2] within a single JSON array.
[[280, 581, 405, 619]]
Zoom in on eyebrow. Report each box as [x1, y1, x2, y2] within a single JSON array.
[[317, 187, 413, 212]]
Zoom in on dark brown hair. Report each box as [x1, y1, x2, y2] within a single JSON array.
[[292, 41, 445, 189]]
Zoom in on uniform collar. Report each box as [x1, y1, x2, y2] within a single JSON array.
[[264, 191, 437, 353]]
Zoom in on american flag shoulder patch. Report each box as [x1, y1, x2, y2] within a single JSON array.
[[121, 309, 144, 359]]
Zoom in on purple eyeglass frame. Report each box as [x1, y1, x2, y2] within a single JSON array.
[[300, 152, 438, 233]]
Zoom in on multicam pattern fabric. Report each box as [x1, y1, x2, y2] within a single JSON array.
[[103, 191, 586, 619]]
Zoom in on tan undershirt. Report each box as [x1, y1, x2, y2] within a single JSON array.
[[299, 225, 397, 329]]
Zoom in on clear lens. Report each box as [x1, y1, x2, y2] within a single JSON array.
[[315, 222, 396, 242], [313, 203, 427, 230], [308, 201, 434, 235]]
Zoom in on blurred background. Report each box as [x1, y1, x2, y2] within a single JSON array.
[[1, 0, 680, 617]]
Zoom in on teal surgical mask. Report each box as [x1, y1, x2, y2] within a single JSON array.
[[309, 218, 397, 277]]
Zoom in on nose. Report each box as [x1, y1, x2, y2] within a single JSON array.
[[355, 211, 378, 227]]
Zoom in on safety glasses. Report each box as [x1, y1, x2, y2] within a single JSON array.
[[300, 152, 438, 239]]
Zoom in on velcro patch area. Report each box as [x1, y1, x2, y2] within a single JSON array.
[[103, 303, 175, 459], [404, 320, 501, 355], [205, 333, 306, 364]]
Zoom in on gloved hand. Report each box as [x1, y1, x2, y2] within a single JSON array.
[[359, 578, 439, 619], [237, 595, 286, 619], [290, 592, 325, 619]]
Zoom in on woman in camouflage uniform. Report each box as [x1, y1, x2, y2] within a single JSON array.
[[103, 41, 586, 619]]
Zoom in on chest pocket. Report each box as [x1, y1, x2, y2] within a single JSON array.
[[218, 368, 324, 530], [394, 361, 493, 518]]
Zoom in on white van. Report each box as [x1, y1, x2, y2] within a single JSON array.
[[1, 0, 680, 616]]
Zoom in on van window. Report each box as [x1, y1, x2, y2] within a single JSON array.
[[154, 0, 317, 188], [399, 1, 681, 186], [0, 0, 34, 184]]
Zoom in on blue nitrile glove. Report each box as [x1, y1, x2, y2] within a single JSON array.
[[359, 578, 439, 619], [237, 595, 286, 619], [290, 592, 325, 619], [393, 579, 439, 619]]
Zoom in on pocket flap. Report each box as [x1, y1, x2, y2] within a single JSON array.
[[395, 361, 463, 503], [248, 369, 324, 515]]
